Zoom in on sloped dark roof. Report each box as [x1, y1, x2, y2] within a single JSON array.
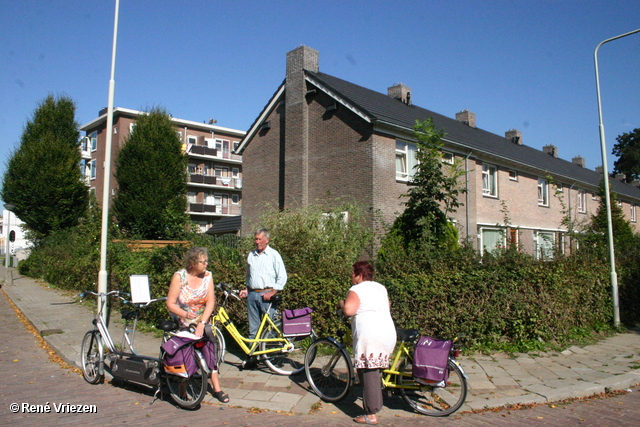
[[307, 70, 640, 201], [205, 216, 241, 235]]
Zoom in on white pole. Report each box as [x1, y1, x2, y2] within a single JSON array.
[[4, 209, 10, 283], [98, 0, 120, 320], [593, 28, 640, 329]]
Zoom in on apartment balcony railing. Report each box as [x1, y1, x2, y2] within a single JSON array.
[[188, 203, 241, 216], [188, 145, 242, 161], [187, 174, 242, 188]]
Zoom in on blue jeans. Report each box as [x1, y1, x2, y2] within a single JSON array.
[[247, 290, 274, 339]]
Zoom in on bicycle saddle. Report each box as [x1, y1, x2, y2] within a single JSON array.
[[269, 294, 282, 305], [158, 320, 179, 332], [396, 328, 420, 342]]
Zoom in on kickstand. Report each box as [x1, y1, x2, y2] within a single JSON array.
[[151, 386, 162, 405]]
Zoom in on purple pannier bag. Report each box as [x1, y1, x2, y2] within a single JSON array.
[[412, 336, 452, 384], [282, 307, 313, 336], [161, 336, 198, 378]]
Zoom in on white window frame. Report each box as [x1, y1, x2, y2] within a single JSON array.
[[441, 151, 454, 164], [90, 159, 97, 179], [232, 167, 240, 178], [632, 204, 637, 223], [577, 189, 586, 213], [555, 183, 563, 193], [535, 231, 555, 260], [538, 178, 549, 206], [89, 131, 98, 151], [395, 140, 417, 181], [508, 170, 518, 181], [479, 227, 505, 256], [232, 194, 240, 204], [482, 164, 498, 197], [214, 166, 228, 177]]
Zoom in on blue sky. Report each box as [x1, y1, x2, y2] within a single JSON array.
[[1, 1, 639, 207]]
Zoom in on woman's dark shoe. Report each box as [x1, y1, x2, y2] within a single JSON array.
[[213, 390, 229, 403]]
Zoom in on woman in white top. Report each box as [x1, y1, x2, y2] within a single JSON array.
[[339, 261, 396, 425]]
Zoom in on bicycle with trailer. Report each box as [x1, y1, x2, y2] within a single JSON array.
[[208, 282, 316, 375], [78, 276, 216, 409], [304, 315, 468, 417]]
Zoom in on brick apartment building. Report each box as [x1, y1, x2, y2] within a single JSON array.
[[80, 108, 245, 233], [237, 45, 640, 257]]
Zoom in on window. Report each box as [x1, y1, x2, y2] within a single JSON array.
[[214, 166, 228, 177], [395, 140, 418, 181], [188, 136, 197, 146], [232, 168, 240, 178], [577, 189, 586, 213], [233, 140, 240, 151], [90, 159, 97, 179], [538, 178, 549, 206], [441, 151, 454, 164], [632, 205, 637, 223], [232, 194, 240, 204], [508, 170, 518, 181], [555, 183, 563, 193], [535, 231, 555, 259], [479, 228, 504, 255], [187, 192, 196, 203], [89, 131, 98, 151], [482, 164, 497, 197]]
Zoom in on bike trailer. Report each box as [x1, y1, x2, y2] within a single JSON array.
[[282, 307, 313, 336], [161, 336, 198, 378], [412, 336, 452, 385]]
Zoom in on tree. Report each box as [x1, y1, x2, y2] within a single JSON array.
[[391, 118, 465, 247], [611, 128, 640, 183], [1, 95, 88, 241], [581, 181, 635, 255], [112, 107, 189, 239]]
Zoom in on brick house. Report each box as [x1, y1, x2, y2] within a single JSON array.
[[237, 46, 640, 256], [80, 108, 245, 233]]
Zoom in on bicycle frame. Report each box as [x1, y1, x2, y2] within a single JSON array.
[[382, 341, 420, 390], [212, 303, 293, 357]]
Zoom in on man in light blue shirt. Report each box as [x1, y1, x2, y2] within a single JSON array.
[[239, 227, 287, 339]]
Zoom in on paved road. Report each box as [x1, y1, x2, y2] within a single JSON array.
[[2, 289, 640, 426]]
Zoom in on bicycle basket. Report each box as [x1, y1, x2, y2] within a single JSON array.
[[161, 336, 198, 378], [282, 307, 313, 336], [412, 336, 451, 384]]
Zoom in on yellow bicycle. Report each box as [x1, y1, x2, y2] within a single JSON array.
[[304, 326, 468, 416], [210, 282, 316, 375]]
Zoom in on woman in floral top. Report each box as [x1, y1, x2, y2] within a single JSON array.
[[166, 247, 229, 403], [339, 261, 396, 425]]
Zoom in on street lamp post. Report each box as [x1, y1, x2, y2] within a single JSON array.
[[4, 203, 15, 285], [594, 27, 640, 329], [97, 0, 120, 322]]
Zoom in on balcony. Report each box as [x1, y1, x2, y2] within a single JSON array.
[[188, 203, 241, 216], [187, 174, 242, 189]]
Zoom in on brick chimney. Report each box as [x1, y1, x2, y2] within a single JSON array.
[[388, 83, 412, 105], [505, 129, 522, 145], [284, 45, 320, 208], [615, 173, 626, 182], [456, 110, 476, 128], [595, 165, 604, 175], [572, 156, 586, 168], [543, 144, 558, 158]]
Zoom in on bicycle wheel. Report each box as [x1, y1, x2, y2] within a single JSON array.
[[212, 325, 226, 368], [304, 338, 353, 403], [80, 330, 104, 384], [259, 322, 311, 375], [164, 349, 208, 409], [399, 358, 467, 417]]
